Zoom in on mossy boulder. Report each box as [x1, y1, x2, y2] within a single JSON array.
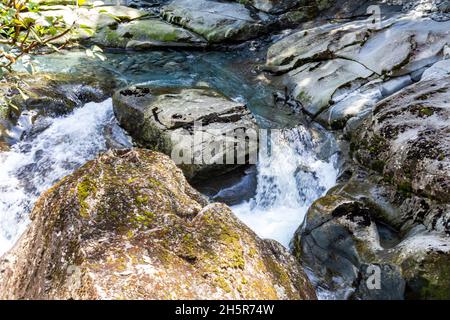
[[351, 76, 450, 214], [20, 5, 148, 44], [0, 149, 316, 300], [392, 232, 450, 300], [93, 18, 206, 49], [112, 85, 258, 180], [294, 169, 450, 300]]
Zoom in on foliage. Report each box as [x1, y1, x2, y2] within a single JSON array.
[[0, 0, 78, 73]]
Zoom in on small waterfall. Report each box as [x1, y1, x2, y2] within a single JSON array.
[[233, 126, 339, 248], [0, 99, 130, 256]]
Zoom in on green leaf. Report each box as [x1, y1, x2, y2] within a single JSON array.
[[79, 24, 95, 36], [16, 87, 30, 100], [7, 102, 20, 112]]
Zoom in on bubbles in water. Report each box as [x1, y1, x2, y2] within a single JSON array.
[[233, 126, 339, 248], [0, 99, 128, 256]]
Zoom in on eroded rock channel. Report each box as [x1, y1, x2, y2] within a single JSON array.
[[0, 0, 449, 300]]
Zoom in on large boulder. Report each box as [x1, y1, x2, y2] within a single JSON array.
[[93, 18, 206, 49], [266, 15, 450, 126], [161, 0, 269, 43], [0, 149, 316, 300], [294, 170, 450, 300], [351, 76, 450, 208], [21, 5, 205, 48], [21, 5, 148, 42], [113, 86, 258, 180], [295, 72, 450, 300]]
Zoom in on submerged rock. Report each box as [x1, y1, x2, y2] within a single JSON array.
[[0, 72, 121, 146], [161, 0, 269, 43], [0, 149, 316, 300], [113, 86, 258, 180]]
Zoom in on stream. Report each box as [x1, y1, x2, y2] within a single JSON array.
[[0, 50, 340, 292]]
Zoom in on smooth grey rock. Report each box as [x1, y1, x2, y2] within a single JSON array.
[[266, 14, 450, 122], [161, 0, 268, 43], [421, 59, 450, 81], [284, 59, 373, 116], [113, 86, 258, 180], [247, 0, 303, 14]]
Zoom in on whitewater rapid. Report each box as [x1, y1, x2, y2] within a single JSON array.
[[233, 126, 339, 248], [0, 99, 129, 256], [0, 97, 338, 260]]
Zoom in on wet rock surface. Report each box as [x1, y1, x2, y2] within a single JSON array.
[[265, 13, 450, 128], [0, 149, 316, 300], [161, 0, 271, 43], [295, 71, 450, 299], [0, 71, 121, 146], [113, 85, 258, 180], [294, 169, 450, 299]]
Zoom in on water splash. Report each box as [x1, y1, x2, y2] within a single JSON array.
[[233, 126, 339, 248], [0, 99, 129, 256]]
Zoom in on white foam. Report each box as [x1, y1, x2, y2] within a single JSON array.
[[233, 126, 338, 247], [0, 99, 118, 256]]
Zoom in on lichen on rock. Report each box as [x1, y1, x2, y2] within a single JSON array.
[[0, 149, 316, 300]]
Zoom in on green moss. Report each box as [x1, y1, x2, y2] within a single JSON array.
[[264, 258, 292, 295], [215, 276, 232, 293], [367, 134, 387, 154], [127, 177, 138, 184], [101, 28, 125, 47], [419, 107, 434, 117], [148, 177, 163, 188], [371, 160, 385, 173], [77, 178, 97, 218], [397, 181, 413, 195], [403, 254, 450, 300], [297, 91, 312, 105], [133, 211, 156, 228], [219, 231, 245, 270], [136, 195, 149, 205], [179, 233, 198, 262]]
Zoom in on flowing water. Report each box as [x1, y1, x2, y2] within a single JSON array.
[[233, 127, 339, 248], [0, 50, 340, 271], [0, 99, 131, 255]]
